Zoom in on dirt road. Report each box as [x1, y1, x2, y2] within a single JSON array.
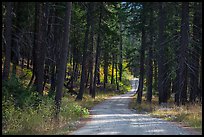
[[70, 80, 198, 135]]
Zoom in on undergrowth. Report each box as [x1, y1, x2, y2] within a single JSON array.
[[2, 75, 131, 135], [2, 76, 89, 135], [2, 62, 132, 135], [129, 94, 202, 132]]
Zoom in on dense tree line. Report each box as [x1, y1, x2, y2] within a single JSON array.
[[2, 2, 202, 122], [122, 2, 202, 106], [2, 2, 126, 118]]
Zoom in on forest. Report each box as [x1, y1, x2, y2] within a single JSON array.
[[2, 2, 202, 135]]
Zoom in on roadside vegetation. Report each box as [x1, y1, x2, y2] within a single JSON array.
[[2, 64, 131, 135], [2, 2, 202, 135], [129, 94, 202, 133]]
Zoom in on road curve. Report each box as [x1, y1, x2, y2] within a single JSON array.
[[70, 80, 196, 135]]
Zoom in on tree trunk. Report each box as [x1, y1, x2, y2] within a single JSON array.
[[55, 2, 72, 118], [88, 2, 95, 96], [34, 3, 48, 95], [49, 3, 57, 96], [173, 3, 180, 105], [11, 2, 22, 76], [199, 57, 202, 103], [157, 2, 168, 104], [146, 4, 153, 103], [50, 65, 56, 95], [2, 2, 13, 81], [76, 3, 91, 101], [21, 56, 24, 69], [153, 58, 158, 94], [28, 2, 38, 88], [111, 53, 115, 84], [198, 2, 202, 103], [97, 56, 101, 84], [27, 55, 30, 69], [136, 3, 146, 104], [174, 68, 180, 104], [119, 22, 123, 82], [115, 56, 119, 91], [92, 2, 102, 99], [103, 53, 108, 90], [177, 2, 189, 106], [189, 2, 201, 103], [85, 69, 90, 88]]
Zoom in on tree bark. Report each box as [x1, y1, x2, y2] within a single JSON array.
[[2, 2, 13, 81], [157, 2, 168, 104], [115, 56, 119, 91], [89, 2, 95, 96], [27, 2, 38, 88], [146, 4, 153, 103], [189, 2, 201, 103], [92, 2, 102, 99], [11, 2, 21, 76], [136, 3, 146, 104], [34, 3, 49, 95], [55, 2, 72, 118], [49, 3, 57, 96], [153, 58, 158, 94], [111, 53, 115, 84], [76, 2, 91, 100], [119, 22, 123, 82], [103, 49, 108, 90], [177, 2, 189, 106]]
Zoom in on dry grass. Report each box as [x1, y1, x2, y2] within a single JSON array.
[[129, 94, 202, 132]]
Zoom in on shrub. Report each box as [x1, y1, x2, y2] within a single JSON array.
[[2, 76, 35, 108], [2, 94, 55, 134], [60, 98, 89, 121]]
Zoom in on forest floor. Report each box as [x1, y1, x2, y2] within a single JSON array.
[[69, 80, 201, 135]]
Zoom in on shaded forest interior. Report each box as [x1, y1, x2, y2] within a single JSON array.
[[2, 2, 202, 134]]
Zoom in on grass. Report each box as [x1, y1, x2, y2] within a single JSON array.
[[151, 104, 202, 133], [36, 87, 127, 135], [2, 62, 132, 135], [129, 94, 202, 133], [2, 78, 130, 135], [2, 87, 126, 135]]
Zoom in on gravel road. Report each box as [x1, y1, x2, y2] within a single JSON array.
[[70, 80, 198, 135]]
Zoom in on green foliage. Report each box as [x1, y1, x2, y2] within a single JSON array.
[[2, 75, 89, 134], [60, 98, 89, 121], [2, 94, 89, 134], [2, 86, 55, 135], [2, 75, 36, 108], [22, 68, 32, 78]]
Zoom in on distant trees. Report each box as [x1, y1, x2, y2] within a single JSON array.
[[122, 2, 202, 105], [2, 2, 126, 102], [2, 2, 202, 114]]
